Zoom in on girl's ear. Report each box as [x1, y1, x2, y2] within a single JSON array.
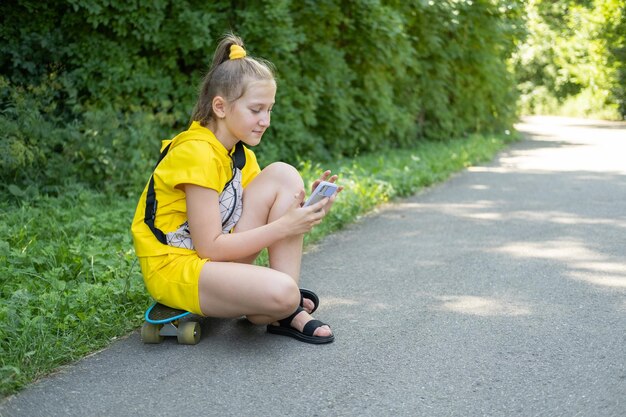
[[212, 96, 227, 118]]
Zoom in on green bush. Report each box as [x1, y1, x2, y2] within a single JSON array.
[[513, 0, 626, 119], [0, 76, 167, 197], [1, 1, 525, 195]]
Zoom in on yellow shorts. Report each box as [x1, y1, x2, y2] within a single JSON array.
[[139, 253, 208, 315]]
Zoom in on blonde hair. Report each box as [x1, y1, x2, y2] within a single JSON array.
[[192, 34, 275, 125]]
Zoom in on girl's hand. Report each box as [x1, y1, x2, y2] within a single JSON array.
[[310, 170, 343, 213], [279, 190, 329, 236]]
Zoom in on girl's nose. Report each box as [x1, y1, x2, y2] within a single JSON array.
[[259, 115, 270, 127]]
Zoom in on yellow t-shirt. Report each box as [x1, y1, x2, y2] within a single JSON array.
[[131, 122, 260, 257]]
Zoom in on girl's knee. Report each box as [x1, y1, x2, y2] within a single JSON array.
[[266, 274, 300, 317], [264, 162, 303, 188]]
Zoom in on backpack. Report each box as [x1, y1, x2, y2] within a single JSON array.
[[144, 138, 246, 245]]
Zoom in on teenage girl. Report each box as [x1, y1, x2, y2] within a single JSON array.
[[131, 34, 340, 344]]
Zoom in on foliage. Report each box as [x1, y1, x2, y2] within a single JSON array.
[[514, 0, 626, 119], [607, 0, 626, 116], [1, 0, 525, 195], [0, 75, 165, 198], [0, 187, 146, 396]]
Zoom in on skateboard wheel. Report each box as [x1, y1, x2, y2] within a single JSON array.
[[141, 323, 164, 344], [177, 321, 201, 345]]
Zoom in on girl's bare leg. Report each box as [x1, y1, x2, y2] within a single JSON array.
[[198, 261, 300, 324], [197, 162, 331, 336], [234, 162, 305, 277]]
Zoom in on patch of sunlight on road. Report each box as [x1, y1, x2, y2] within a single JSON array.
[[394, 201, 502, 221], [495, 240, 626, 289], [470, 184, 489, 190], [467, 116, 626, 175], [496, 240, 603, 261], [507, 211, 626, 229], [435, 295, 531, 316], [568, 272, 626, 288], [508, 116, 626, 174], [395, 202, 626, 229], [569, 261, 626, 288]]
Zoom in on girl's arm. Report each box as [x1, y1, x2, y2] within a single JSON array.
[[183, 184, 326, 261]]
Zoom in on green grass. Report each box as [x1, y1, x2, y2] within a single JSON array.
[[0, 131, 518, 397]]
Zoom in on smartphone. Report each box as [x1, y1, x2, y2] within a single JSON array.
[[303, 181, 338, 207]]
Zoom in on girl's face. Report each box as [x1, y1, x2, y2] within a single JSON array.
[[220, 79, 276, 149]]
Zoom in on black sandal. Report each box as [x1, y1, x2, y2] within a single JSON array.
[[267, 306, 334, 344], [300, 288, 319, 314]]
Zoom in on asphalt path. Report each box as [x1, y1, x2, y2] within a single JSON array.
[[1, 116, 625, 417]]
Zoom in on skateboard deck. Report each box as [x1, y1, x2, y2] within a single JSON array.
[[141, 302, 201, 345]]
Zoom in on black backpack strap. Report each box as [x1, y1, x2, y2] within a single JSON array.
[[232, 141, 246, 170], [143, 143, 171, 245], [143, 140, 246, 245]]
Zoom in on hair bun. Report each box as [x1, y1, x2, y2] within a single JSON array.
[[229, 44, 246, 60]]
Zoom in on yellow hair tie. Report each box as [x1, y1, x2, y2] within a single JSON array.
[[229, 44, 246, 60]]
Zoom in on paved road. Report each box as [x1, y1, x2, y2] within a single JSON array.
[[1, 116, 625, 417]]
